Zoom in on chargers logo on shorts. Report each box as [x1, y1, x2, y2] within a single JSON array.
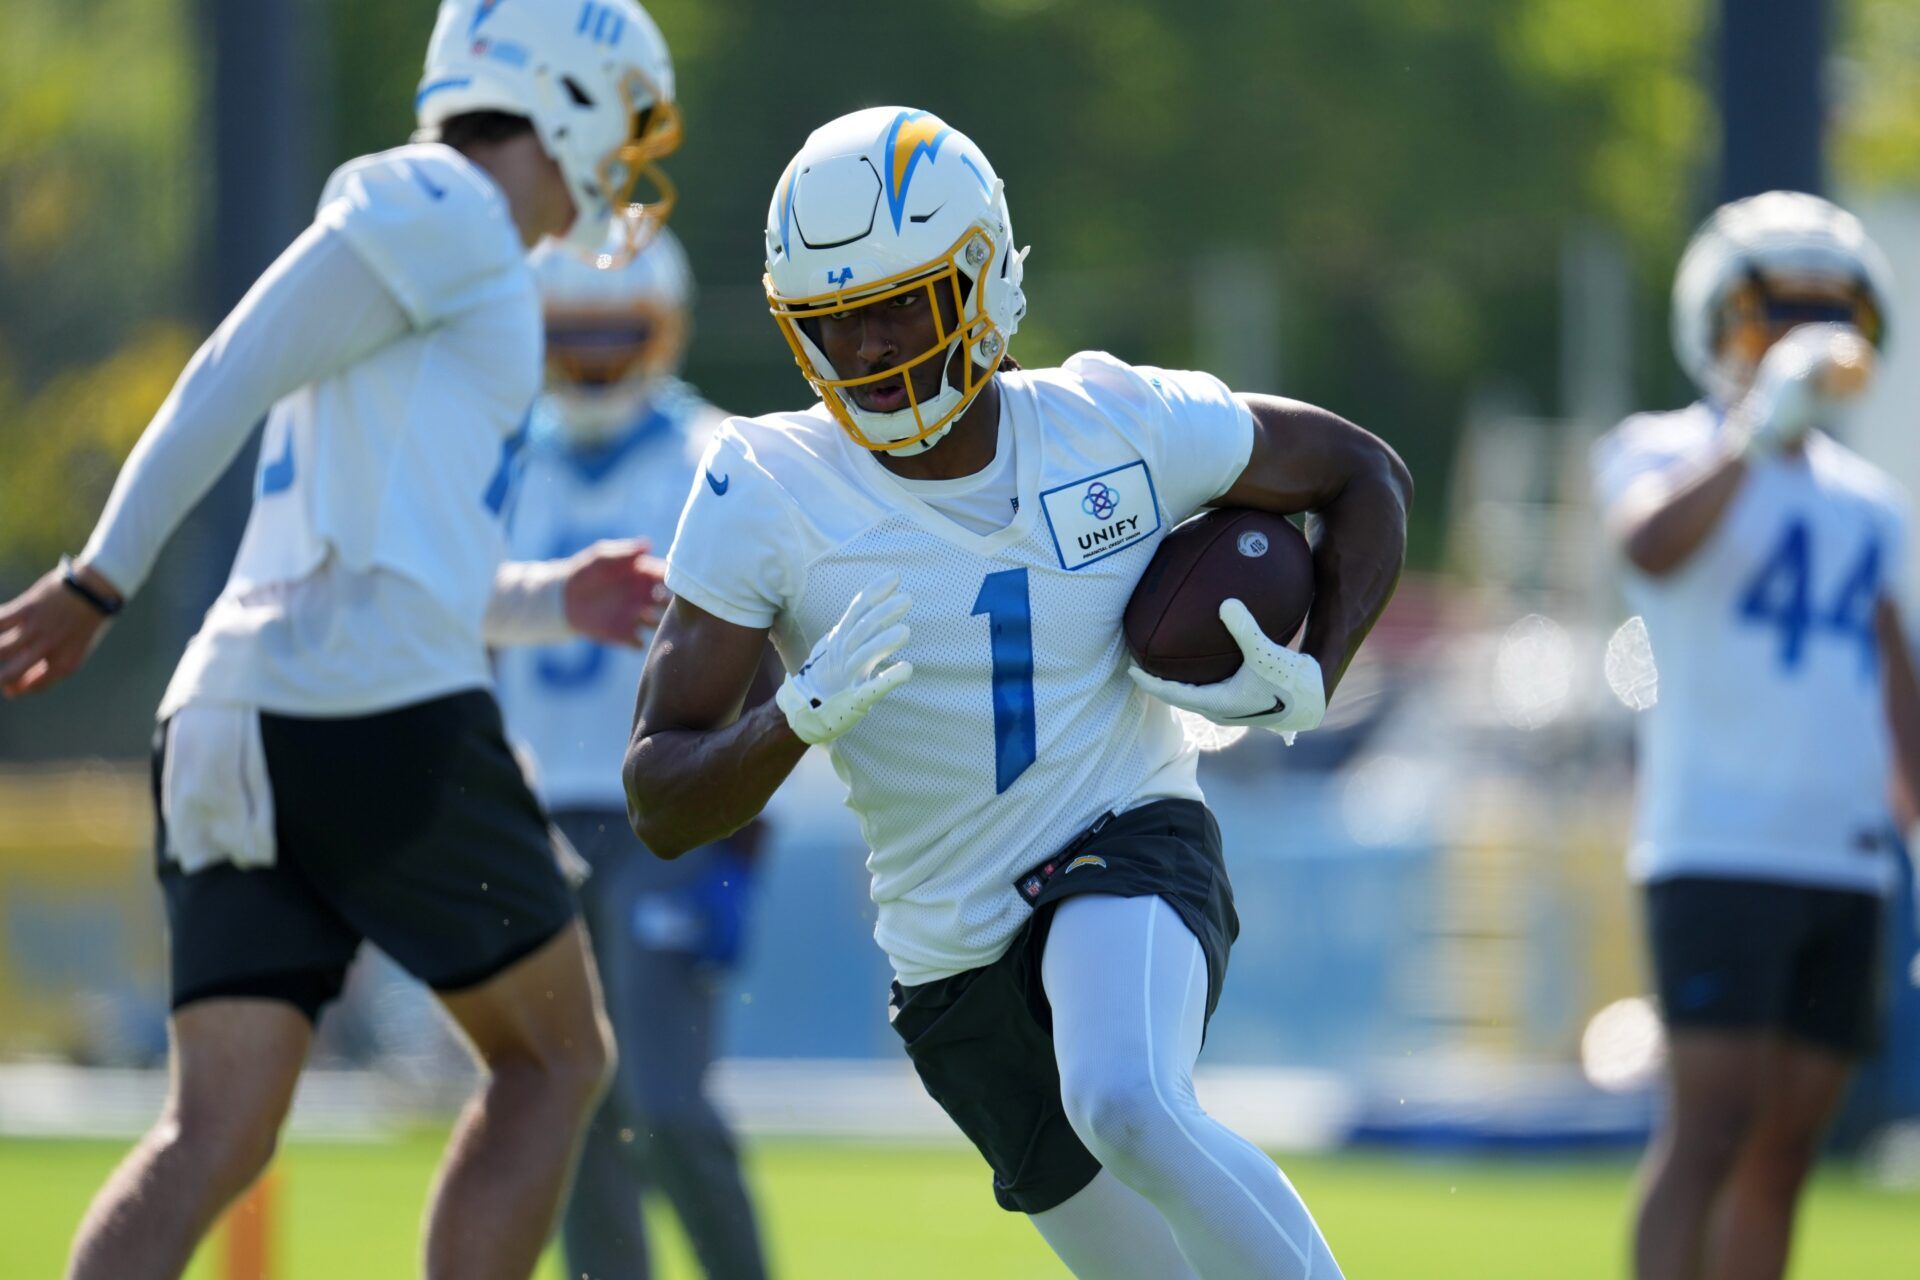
[[1064, 855, 1108, 874], [1040, 460, 1162, 570]]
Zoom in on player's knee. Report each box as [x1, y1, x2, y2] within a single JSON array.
[[1667, 1100, 1759, 1175], [1061, 1071, 1181, 1178], [491, 1016, 614, 1112], [158, 1103, 281, 1198], [1741, 1119, 1824, 1193], [559, 1014, 617, 1106]]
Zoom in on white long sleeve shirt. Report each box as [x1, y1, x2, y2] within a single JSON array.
[[79, 144, 568, 719]]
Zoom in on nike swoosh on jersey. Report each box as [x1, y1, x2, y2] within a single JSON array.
[[407, 163, 448, 201], [705, 471, 731, 495]]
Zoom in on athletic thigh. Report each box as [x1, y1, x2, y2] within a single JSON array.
[[437, 920, 608, 1070], [1749, 1034, 1855, 1149], [1043, 895, 1208, 1095], [1662, 1030, 1770, 1151], [166, 999, 313, 1146]]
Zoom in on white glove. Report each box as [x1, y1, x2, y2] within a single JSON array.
[[1727, 322, 1875, 457], [1128, 599, 1325, 742], [776, 574, 914, 745]]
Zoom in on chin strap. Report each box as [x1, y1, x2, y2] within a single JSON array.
[[877, 424, 954, 457]]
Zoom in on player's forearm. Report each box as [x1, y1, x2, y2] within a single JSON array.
[[1612, 442, 1748, 578], [76, 343, 276, 599], [1298, 452, 1412, 696], [483, 559, 571, 646], [623, 699, 808, 858]]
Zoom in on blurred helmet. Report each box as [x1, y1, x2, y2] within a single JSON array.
[[533, 220, 692, 442], [415, 0, 680, 258], [764, 107, 1028, 455], [1672, 191, 1893, 405]]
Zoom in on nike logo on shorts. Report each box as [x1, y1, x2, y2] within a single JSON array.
[[706, 471, 731, 495]]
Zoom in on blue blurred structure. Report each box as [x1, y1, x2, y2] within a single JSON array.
[[1836, 838, 1920, 1147], [1717, 0, 1827, 202]]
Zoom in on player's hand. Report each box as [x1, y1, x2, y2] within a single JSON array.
[[0, 562, 120, 698], [1128, 599, 1325, 742], [562, 538, 669, 647], [775, 573, 913, 745], [1729, 322, 1875, 457]]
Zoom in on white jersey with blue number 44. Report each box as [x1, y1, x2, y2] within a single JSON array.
[[666, 352, 1256, 984], [1592, 402, 1912, 894], [495, 386, 724, 811]]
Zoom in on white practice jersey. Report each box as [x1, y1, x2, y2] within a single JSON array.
[[668, 352, 1256, 984], [1593, 402, 1910, 894], [162, 143, 540, 717], [496, 385, 723, 811]]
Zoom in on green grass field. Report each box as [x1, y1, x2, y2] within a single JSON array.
[[2, 1134, 1912, 1278]]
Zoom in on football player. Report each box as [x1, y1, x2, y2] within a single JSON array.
[[626, 108, 1411, 1279], [496, 225, 768, 1280], [1592, 192, 1920, 1280], [0, 3, 681, 1277]]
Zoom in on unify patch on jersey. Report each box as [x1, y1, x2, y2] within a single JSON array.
[[1039, 460, 1161, 570]]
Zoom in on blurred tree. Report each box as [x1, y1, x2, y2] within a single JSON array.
[[1835, 0, 1920, 188], [0, 325, 198, 568], [0, 0, 196, 582]]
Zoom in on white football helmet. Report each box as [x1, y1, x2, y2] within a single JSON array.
[[764, 107, 1028, 455], [415, 0, 680, 258], [532, 220, 692, 441], [1672, 191, 1892, 405]]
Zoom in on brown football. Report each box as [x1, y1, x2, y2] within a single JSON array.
[[1124, 509, 1314, 684]]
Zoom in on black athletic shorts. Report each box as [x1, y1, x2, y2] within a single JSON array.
[[153, 690, 578, 1022], [887, 798, 1238, 1215], [1645, 874, 1886, 1056]]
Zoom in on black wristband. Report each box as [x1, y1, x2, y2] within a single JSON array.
[[58, 555, 123, 618]]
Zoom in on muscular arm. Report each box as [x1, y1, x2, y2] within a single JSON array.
[[1217, 395, 1413, 695], [1607, 437, 1751, 578], [1877, 599, 1920, 828], [623, 597, 807, 858]]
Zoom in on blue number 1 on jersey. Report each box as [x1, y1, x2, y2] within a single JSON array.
[[972, 569, 1037, 793]]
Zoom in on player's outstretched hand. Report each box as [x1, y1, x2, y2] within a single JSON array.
[[0, 563, 119, 698], [1128, 598, 1325, 742], [1729, 322, 1876, 457], [776, 573, 913, 745], [562, 538, 669, 647]]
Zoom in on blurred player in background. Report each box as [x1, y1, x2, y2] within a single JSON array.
[[625, 107, 1412, 1279], [1592, 192, 1920, 1280], [0, 2, 681, 1277], [496, 226, 769, 1280]]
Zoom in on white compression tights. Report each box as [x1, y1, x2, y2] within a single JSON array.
[[1033, 895, 1342, 1279]]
